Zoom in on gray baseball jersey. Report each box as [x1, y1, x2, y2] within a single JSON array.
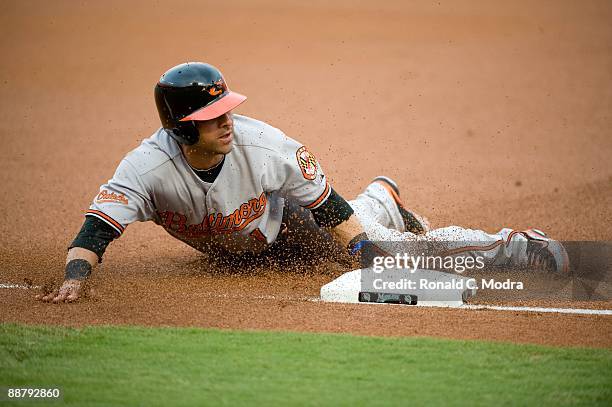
[[87, 115, 330, 254]]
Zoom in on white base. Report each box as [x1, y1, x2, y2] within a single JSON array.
[[320, 268, 477, 308]]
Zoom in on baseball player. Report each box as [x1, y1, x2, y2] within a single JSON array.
[[38, 62, 569, 303]]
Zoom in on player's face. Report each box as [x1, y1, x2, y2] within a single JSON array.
[[193, 112, 234, 155]]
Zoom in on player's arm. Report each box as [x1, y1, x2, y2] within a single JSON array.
[[327, 214, 364, 248], [309, 188, 382, 259], [37, 217, 119, 303], [308, 187, 359, 244], [37, 155, 154, 303], [274, 141, 376, 257]]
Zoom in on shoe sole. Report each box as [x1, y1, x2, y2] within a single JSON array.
[[535, 238, 569, 274], [512, 229, 570, 274]]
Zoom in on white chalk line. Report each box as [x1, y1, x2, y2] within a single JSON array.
[[2, 282, 610, 315], [0, 283, 41, 289], [193, 294, 612, 315], [178, 292, 612, 315], [462, 304, 612, 315]]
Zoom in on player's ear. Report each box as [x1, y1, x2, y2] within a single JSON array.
[[167, 122, 200, 145]]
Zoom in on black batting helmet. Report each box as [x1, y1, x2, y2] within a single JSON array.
[[154, 62, 247, 145]]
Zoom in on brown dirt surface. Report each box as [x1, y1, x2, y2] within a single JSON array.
[[1, 0, 611, 348]]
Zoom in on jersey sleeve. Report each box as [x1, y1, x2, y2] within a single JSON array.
[[86, 158, 155, 236], [309, 187, 354, 227], [270, 139, 331, 210]]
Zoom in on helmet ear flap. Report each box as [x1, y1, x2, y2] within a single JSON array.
[[166, 121, 199, 145]]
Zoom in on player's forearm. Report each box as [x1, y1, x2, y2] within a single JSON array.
[[69, 216, 119, 262], [64, 247, 98, 281], [64, 215, 119, 280], [330, 214, 391, 263], [328, 214, 365, 248], [66, 247, 98, 267]]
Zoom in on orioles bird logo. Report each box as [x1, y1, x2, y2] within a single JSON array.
[[206, 80, 225, 96], [296, 146, 319, 181]]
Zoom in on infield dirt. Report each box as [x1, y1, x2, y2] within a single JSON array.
[[0, 0, 611, 348]]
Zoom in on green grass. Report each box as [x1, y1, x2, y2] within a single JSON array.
[[0, 324, 610, 406]]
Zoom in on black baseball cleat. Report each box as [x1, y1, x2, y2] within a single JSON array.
[[508, 229, 570, 273], [373, 176, 430, 235]]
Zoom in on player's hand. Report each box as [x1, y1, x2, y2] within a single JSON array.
[[36, 279, 83, 303]]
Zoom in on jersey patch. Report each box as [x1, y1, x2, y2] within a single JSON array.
[[96, 190, 129, 205], [296, 146, 319, 181]]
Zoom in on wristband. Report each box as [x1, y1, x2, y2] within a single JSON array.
[[347, 232, 369, 255], [349, 240, 371, 256], [64, 259, 92, 281], [347, 233, 391, 268]]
